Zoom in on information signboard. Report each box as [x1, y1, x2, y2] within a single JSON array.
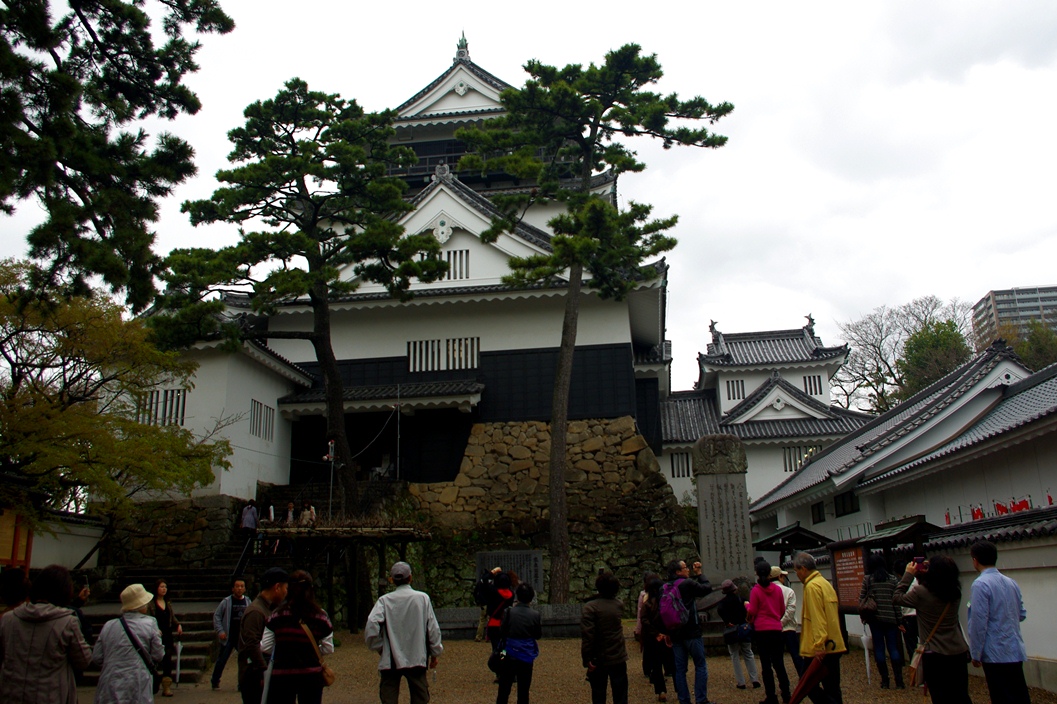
[[475, 550, 544, 592], [831, 545, 866, 610]]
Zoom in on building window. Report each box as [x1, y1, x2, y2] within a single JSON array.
[[803, 374, 823, 395], [444, 249, 470, 280], [725, 379, 745, 401], [783, 445, 821, 473], [408, 337, 480, 372], [834, 490, 860, 517], [670, 452, 692, 479], [250, 399, 275, 442], [811, 501, 826, 525], [138, 389, 186, 426]]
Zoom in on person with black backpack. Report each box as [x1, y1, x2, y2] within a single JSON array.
[[663, 559, 715, 704], [474, 569, 496, 642]]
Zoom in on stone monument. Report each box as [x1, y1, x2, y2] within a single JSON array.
[[692, 434, 754, 575]]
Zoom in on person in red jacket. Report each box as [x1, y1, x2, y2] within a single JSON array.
[[748, 561, 791, 704]]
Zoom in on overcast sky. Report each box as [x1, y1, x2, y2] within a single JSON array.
[[6, 1, 1057, 389]]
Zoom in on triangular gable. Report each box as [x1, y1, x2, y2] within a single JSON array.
[[725, 384, 832, 424], [396, 61, 509, 126], [723, 374, 835, 424]]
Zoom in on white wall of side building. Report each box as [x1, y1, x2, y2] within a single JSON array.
[[184, 348, 297, 500], [29, 519, 105, 570]]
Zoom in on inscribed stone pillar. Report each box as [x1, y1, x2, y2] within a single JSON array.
[[693, 434, 754, 575]]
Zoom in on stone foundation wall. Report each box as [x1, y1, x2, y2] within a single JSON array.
[[408, 416, 698, 610], [104, 495, 238, 568]]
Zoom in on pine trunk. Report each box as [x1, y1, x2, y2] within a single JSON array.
[[308, 283, 358, 516], [547, 261, 583, 604]]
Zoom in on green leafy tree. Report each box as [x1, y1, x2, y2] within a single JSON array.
[[159, 79, 447, 512], [459, 44, 731, 603], [998, 319, 1057, 372], [896, 319, 972, 400], [0, 0, 234, 311], [0, 259, 231, 529]]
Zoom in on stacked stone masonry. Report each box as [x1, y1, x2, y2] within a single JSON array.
[[408, 416, 699, 608]]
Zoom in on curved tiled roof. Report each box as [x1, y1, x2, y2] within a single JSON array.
[[862, 361, 1057, 487], [395, 59, 512, 119], [660, 388, 871, 445], [701, 325, 848, 368], [750, 344, 1020, 514]]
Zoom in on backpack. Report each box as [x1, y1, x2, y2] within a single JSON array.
[[659, 578, 691, 631]]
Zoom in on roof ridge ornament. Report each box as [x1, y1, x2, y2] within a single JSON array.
[[455, 32, 470, 63]]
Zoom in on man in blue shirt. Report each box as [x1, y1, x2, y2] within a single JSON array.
[[967, 541, 1030, 704]]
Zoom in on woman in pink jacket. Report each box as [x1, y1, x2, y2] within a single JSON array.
[[747, 561, 791, 704]]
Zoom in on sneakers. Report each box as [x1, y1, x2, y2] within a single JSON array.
[[752, 682, 762, 689], [211, 681, 220, 690], [737, 684, 747, 690]]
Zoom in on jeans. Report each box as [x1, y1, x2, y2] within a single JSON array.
[[783, 630, 806, 675], [726, 641, 758, 686], [212, 636, 237, 685], [587, 661, 628, 704], [870, 622, 902, 666], [643, 636, 673, 695], [672, 636, 709, 704]]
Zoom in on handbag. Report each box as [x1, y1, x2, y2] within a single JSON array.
[[736, 622, 754, 643], [487, 640, 509, 673], [858, 578, 879, 622], [908, 602, 951, 688], [300, 621, 336, 687], [119, 616, 161, 693]]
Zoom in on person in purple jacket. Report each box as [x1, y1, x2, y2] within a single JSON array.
[[748, 561, 791, 704]]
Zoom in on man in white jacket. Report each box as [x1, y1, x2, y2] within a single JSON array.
[[365, 562, 443, 704], [771, 566, 805, 675]]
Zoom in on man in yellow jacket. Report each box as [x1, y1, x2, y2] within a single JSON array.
[[793, 552, 847, 704]]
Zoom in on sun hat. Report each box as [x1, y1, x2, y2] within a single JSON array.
[[721, 579, 737, 594], [769, 566, 788, 580], [120, 584, 153, 612]]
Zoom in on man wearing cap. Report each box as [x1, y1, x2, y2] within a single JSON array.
[[238, 567, 288, 704], [92, 583, 164, 703], [365, 562, 443, 704]]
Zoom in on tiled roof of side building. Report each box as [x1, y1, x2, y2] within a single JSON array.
[[701, 321, 848, 368], [750, 343, 1018, 513], [862, 360, 1057, 487], [722, 372, 842, 423], [660, 388, 870, 445]]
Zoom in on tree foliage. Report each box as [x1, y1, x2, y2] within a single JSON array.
[[0, 260, 231, 528], [459, 44, 731, 602], [997, 319, 1057, 372], [832, 295, 972, 412], [156, 79, 447, 512], [0, 0, 234, 312], [897, 319, 972, 399]]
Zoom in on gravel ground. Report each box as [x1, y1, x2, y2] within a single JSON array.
[[80, 624, 1056, 704]]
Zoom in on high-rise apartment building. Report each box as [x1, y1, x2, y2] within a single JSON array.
[[973, 286, 1057, 345]]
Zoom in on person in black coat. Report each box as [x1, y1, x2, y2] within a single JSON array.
[[496, 583, 543, 704]]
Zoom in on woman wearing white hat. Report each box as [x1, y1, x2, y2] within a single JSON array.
[[92, 584, 164, 703]]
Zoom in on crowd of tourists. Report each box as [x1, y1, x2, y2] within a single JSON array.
[[0, 539, 1033, 704]]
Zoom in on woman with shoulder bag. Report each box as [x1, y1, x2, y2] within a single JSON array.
[[859, 554, 904, 689], [893, 556, 971, 704], [261, 570, 334, 704], [717, 580, 760, 691]]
